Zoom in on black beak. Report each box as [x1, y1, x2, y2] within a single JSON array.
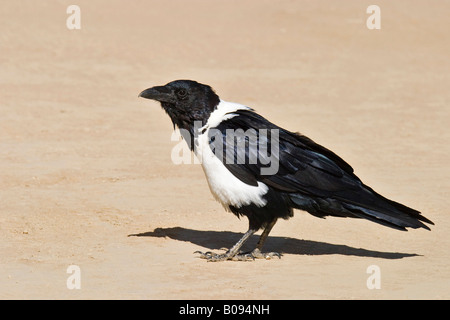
[[139, 85, 176, 103]]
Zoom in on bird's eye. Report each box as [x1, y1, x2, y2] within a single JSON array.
[[177, 89, 188, 98]]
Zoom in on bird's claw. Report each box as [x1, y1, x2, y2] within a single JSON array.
[[194, 249, 282, 262], [194, 250, 233, 262], [249, 248, 282, 260]]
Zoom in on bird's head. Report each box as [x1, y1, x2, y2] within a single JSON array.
[[139, 80, 220, 132]]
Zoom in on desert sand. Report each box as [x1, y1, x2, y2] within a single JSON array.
[[0, 0, 449, 299]]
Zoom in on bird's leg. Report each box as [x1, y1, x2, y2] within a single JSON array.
[[195, 228, 257, 262], [242, 218, 282, 260]]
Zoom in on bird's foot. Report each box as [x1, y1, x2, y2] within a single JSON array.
[[194, 248, 281, 262], [194, 250, 230, 262], [194, 250, 253, 262], [244, 248, 282, 260]]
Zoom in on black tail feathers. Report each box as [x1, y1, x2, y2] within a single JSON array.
[[289, 186, 433, 231]]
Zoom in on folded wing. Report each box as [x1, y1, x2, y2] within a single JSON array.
[[210, 110, 433, 231]]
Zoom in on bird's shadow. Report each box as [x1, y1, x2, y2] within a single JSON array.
[[129, 227, 419, 259]]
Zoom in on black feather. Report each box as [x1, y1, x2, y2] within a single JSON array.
[[212, 109, 433, 231]]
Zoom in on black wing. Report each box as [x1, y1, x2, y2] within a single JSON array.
[[209, 109, 433, 230]]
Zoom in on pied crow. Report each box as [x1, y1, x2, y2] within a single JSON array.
[[139, 80, 433, 262]]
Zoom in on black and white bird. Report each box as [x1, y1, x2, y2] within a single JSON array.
[[139, 80, 433, 261]]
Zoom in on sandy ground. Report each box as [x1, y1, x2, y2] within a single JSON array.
[[1, 0, 449, 300]]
